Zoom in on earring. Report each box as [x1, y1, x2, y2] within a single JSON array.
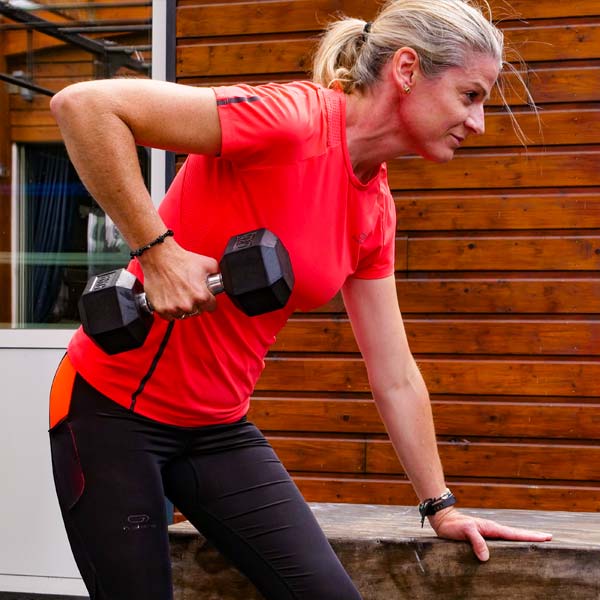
[[403, 84, 412, 94]]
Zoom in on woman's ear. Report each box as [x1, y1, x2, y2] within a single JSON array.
[[391, 47, 419, 92]]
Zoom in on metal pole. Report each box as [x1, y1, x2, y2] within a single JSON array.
[[0, 72, 54, 96], [150, 0, 167, 207]]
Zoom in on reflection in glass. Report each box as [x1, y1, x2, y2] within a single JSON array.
[[0, 0, 152, 328]]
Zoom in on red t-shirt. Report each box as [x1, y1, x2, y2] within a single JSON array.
[[67, 81, 396, 426]]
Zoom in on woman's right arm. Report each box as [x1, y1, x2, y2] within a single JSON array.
[[50, 79, 223, 319]]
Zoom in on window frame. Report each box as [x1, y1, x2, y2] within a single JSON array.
[[0, 0, 173, 349]]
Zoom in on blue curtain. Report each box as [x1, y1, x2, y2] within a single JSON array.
[[23, 144, 84, 323]]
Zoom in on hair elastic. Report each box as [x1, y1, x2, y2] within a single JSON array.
[[363, 21, 372, 34]]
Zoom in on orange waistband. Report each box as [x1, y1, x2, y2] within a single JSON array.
[[49, 354, 77, 429]]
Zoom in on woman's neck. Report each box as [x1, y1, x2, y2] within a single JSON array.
[[344, 70, 411, 183]]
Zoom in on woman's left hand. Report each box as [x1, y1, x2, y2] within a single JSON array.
[[429, 507, 553, 561]]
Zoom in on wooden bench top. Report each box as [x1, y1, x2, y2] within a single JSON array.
[[171, 502, 600, 549], [169, 503, 600, 600]]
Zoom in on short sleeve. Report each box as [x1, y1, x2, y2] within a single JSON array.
[[213, 82, 327, 165], [351, 184, 396, 280]]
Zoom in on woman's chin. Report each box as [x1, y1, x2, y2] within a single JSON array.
[[422, 149, 455, 164]]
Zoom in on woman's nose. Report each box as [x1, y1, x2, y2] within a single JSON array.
[[466, 105, 485, 135]]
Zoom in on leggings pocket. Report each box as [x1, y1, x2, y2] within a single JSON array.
[[50, 421, 85, 511]]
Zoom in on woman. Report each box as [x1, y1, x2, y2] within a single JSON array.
[[48, 1, 551, 598]]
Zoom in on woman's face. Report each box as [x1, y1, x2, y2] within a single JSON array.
[[398, 52, 500, 163]]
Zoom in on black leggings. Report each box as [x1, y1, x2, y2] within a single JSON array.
[[49, 374, 362, 600]]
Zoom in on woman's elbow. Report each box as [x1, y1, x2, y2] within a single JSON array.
[[371, 358, 428, 402], [50, 81, 105, 122]]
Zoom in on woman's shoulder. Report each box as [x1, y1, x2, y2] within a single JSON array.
[[213, 80, 334, 162], [214, 80, 329, 120]]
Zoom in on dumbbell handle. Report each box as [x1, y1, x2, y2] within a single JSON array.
[[206, 273, 225, 295], [138, 272, 225, 314]]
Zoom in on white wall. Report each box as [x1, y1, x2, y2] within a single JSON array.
[[0, 340, 87, 596]]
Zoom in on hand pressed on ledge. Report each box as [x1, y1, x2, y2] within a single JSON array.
[[429, 507, 553, 562]]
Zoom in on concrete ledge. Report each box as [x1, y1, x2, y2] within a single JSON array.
[[169, 503, 600, 600]]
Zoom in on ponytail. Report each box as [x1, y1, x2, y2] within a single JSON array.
[[312, 0, 504, 93]]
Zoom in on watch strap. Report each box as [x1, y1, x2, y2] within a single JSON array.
[[418, 488, 456, 527]]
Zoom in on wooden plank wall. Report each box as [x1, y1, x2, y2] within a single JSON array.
[[177, 0, 600, 512], [2, 1, 597, 511]]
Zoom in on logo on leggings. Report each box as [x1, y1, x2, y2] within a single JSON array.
[[123, 514, 157, 532]]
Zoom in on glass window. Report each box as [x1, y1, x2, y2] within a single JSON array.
[[0, 0, 152, 329], [13, 143, 149, 327]]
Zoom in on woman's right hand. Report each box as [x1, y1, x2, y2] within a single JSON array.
[[137, 237, 220, 321]]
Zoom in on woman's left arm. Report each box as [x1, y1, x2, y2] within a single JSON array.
[[341, 275, 552, 561]]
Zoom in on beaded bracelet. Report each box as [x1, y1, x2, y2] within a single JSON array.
[[129, 229, 174, 259]]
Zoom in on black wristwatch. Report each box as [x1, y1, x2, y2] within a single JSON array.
[[418, 488, 456, 527]]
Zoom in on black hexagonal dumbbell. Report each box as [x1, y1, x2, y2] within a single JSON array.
[[78, 228, 295, 355]]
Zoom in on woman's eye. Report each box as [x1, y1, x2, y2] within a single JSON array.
[[465, 91, 478, 102]]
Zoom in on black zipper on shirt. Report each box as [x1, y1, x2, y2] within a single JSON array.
[[129, 321, 175, 412]]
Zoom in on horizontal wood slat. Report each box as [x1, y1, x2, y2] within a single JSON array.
[[10, 126, 61, 143], [10, 111, 56, 127], [432, 400, 600, 439], [309, 277, 600, 314], [176, 39, 314, 77], [271, 437, 366, 474], [268, 436, 600, 480], [395, 189, 600, 231], [406, 319, 600, 356], [250, 397, 600, 439], [250, 397, 384, 433], [388, 147, 600, 190], [258, 357, 600, 396], [295, 476, 600, 511], [471, 106, 600, 148], [9, 94, 51, 111], [11, 61, 95, 79], [394, 279, 600, 314], [525, 63, 600, 105], [488, 0, 600, 19], [273, 318, 600, 356], [506, 22, 600, 62], [177, 1, 369, 37], [420, 359, 600, 397], [406, 236, 600, 271], [177, 0, 599, 20], [312, 282, 600, 315], [368, 439, 600, 481]]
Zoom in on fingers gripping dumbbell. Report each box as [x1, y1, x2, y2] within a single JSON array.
[[78, 228, 295, 355]]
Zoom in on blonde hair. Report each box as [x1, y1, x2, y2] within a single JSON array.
[[313, 0, 503, 92], [312, 0, 535, 143]]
